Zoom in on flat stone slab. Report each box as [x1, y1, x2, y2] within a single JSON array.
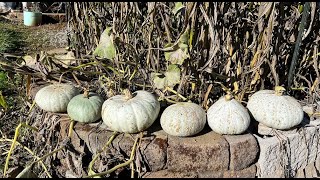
[[59, 119, 168, 172], [224, 133, 259, 170], [143, 164, 257, 178], [167, 129, 230, 172]]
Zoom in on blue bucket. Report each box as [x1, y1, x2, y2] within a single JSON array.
[[23, 11, 42, 26]]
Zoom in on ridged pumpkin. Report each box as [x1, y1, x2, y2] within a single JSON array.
[[247, 86, 304, 130], [207, 94, 250, 135], [160, 102, 206, 137], [101, 89, 160, 133], [35, 83, 80, 113], [67, 91, 104, 123]]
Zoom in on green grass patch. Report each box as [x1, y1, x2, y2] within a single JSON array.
[[0, 71, 9, 90], [0, 21, 26, 53]]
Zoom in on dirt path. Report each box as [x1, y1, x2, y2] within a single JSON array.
[[0, 16, 68, 55]]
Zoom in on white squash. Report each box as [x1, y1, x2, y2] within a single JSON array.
[[35, 83, 80, 113], [101, 89, 160, 133], [160, 102, 206, 137], [207, 94, 251, 135], [247, 86, 304, 130]]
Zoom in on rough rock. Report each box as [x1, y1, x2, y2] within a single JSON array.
[[142, 170, 198, 178], [223, 164, 257, 178], [167, 130, 229, 172], [303, 105, 315, 117], [315, 156, 320, 175], [143, 164, 257, 178], [303, 126, 320, 164], [294, 168, 305, 178], [304, 163, 318, 178], [224, 133, 259, 170], [254, 128, 315, 178], [257, 123, 297, 136], [59, 119, 168, 172]]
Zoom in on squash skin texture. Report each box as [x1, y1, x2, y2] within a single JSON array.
[[67, 92, 104, 123], [207, 96, 250, 135], [35, 84, 80, 113], [101, 90, 160, 133], [247, 90, 304, 130], [160, 102, 206, 137]]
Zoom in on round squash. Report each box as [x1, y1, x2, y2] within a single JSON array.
[[101, 89, 160, 133], [35, 83, 80, 113], [160, 102, 206, 137], [67, 91, 104, 123], [207, 94, 250, 135], [247, 86, 304, 130]]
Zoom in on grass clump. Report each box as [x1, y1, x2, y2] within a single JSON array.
[[0, 22, 24, 53]]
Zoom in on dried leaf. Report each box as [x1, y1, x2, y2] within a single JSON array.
[[250, 50, 262, 68], [258, 2, 273, 20], [250, 70, 261, 85], [93, 27, 116, 60], [22, 55, 37, 69], [236, 61, 242, 76], [233, 81, 239, 93], [54, 51, 76, 67]]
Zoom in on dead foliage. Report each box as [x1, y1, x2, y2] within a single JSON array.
[[66, 2, 320, 108]]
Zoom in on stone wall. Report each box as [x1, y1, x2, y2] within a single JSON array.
[[57, 116, 320, 178]]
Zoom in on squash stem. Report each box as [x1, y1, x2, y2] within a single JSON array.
[[225, 93, 233, 101], [83, 89, 89, 98], [123, 89, 133, 100], [275, 86, 286, 96]]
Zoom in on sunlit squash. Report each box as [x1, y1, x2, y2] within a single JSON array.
[[207, 94, 250, 135], [247, 86, 304, 130], [101, 89, 160, 133], [35, 83, 79, 113], [160, 102, 206, 137]]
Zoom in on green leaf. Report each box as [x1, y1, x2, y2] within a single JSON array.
[[152, 65, 181, 89], [165, 64, 181, 87], [93, 27, 116, 60], [178, 26, 190, 45], [164, 44, 189, 65], [172, 2, 184, 15], [153, 76, 166, 89]]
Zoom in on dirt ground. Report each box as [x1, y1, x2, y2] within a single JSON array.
[[0, 15, 69, 178], [0, 15, 68, 54]]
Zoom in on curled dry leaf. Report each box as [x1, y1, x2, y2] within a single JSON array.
[[22, 55, 37, 69]]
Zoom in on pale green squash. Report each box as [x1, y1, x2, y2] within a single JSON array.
[[67, 91, 104, 123]]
